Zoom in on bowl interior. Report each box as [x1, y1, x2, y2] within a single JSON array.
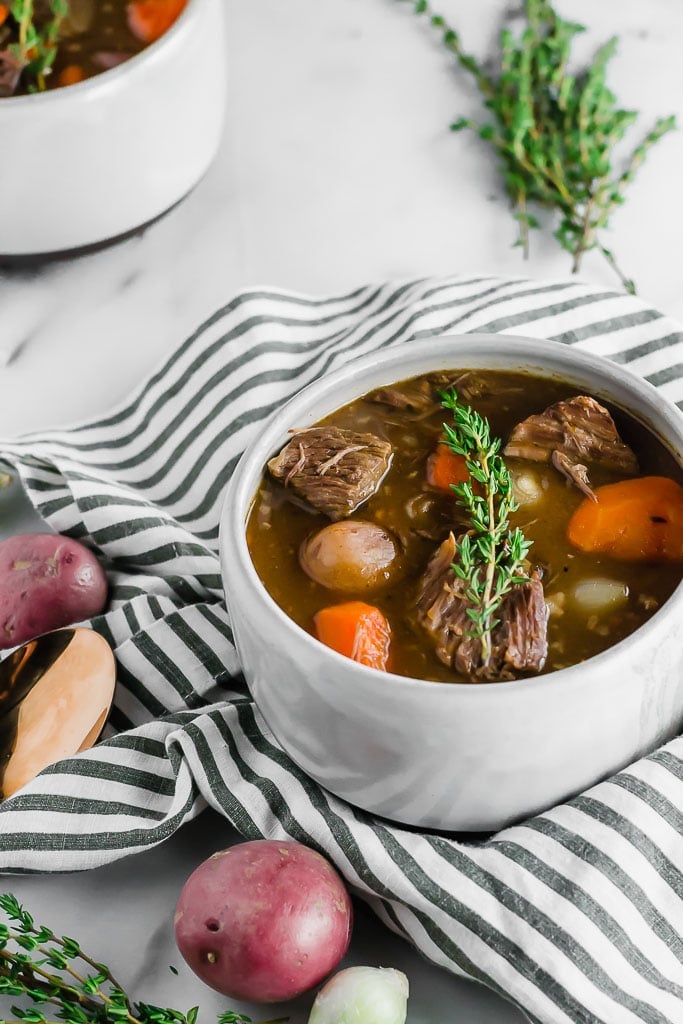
[[0, 0, 202, 108], [222, 332, 683, 693]]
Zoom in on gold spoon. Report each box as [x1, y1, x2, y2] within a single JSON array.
[[0, 627, 116, 799]]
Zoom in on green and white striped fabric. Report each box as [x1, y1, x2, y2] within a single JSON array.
[[1, 275, 683, 1024]]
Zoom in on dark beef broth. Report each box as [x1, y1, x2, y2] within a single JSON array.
[[246, 370, 683, 683], [1, 0, 184, 97], [51, 1, 146, 86]]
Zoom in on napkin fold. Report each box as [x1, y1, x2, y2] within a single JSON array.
[[1, 275, 682, 1024]]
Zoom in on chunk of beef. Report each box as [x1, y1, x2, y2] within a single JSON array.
[[428, 370, 503, 403], [368, 370, 500, 416], [415, 533, 548, 680], [267, 426, 393, 520], [367, 380, 435, 414], [503, 395, 639, 475], [414, 533, 473, 671], [500, 568, 549, 672]]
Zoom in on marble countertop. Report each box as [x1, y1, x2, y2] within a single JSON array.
[[0, 0, 681, 1021]]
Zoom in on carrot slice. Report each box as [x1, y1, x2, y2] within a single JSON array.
[[567, 475, 683, 562], [0, 5, 9, 27], [126, 0, 187, 44], [58, 64, 87, 88], [426, 445, 470, 492], [313, 601, 391, 670]]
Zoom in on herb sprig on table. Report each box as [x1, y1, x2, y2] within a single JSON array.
[[0, 894, 286, 1024], [399, 0, 676, 293], [441, 390, 532, 668]]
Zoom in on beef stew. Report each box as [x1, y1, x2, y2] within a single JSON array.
[[0, 0, 187, 97], [246, 369, 683, 684]]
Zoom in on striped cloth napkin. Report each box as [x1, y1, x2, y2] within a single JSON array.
[[1, 275, 682, 1024]]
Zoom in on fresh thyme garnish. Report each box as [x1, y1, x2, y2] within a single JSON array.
[[5, 0, 68, 93], [441, 389, 532, 669], [398, 0, 676, 293], [0, 894, 287, 1024]]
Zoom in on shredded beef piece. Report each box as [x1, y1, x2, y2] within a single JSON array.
[[503, 395, 639, 475], [414, 533, 473, 671], [551, 450, 597, 502], [415, 533, 548, 680], [267, 426, 392, 520], [428, 370, 502, 403], [368, 371, 499, 415], [368, 381, 436, 414], [500, 569, 549, 672]]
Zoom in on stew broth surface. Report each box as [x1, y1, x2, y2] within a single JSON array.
[[247, 370, 683, 683], [1, 0, 186, 97], [51, 1, 147, 87]]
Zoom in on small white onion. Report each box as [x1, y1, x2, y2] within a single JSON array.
[[299, 521, 398, 592], [308, 966, 409, 1024], [572, 578, 629, 612]]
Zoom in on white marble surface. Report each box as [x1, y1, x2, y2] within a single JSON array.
[[0, 0, 682, 1021]]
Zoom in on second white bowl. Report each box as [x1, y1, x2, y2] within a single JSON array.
[[0, 0, 226, 255]]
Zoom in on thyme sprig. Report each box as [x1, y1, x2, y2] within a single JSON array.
[[400, 0, 676, 293], [0, 894, 286, 1024], [441, 390, 532, 668], [7, 0, 68, 92]]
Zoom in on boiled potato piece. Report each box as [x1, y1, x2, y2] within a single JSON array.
[[572, 578, 629, 613]]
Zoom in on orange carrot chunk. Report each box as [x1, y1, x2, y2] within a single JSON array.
[[313, 601, 391, 671], [58, 64, 87, 88], [426, 445, 470, 492], [0, 5, 9, 27], [567, 476, 683, 562], [126, 0, 187, 44]]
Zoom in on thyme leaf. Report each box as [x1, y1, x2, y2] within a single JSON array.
[[399, 0, 676, 293], [441, 389, 532, 668], [0, 894, 287, 1024]]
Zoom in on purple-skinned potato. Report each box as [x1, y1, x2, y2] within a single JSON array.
[[174, 839, 353, 1003], [0, 533, 107, 649]]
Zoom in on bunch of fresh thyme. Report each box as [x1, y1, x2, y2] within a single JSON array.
[[0, 894, 285, 1024], [441, 390, 532, 668], [399, 0, 676, 293], [3, 0, 68, 93]]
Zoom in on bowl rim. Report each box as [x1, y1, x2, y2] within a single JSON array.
[[220, 332, 683, 698], [0, 0, 202, 108]]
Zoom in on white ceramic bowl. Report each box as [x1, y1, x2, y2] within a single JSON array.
[[219, 335, 683, 832], [0, 0, 226, 255]]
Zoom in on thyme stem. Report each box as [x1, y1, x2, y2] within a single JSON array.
[[8, 0, 68, 92], [441, 390, 532, 669], [480, 466, 498, 666], [398, 0, 676, 293], [0, 894, 285, 1024]]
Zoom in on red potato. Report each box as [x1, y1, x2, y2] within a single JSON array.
[[174, 839, 353, 1003], [0, 533, 108, 649]]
